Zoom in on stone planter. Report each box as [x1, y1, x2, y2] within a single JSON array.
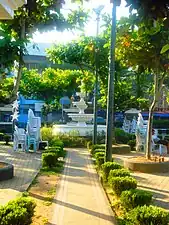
[[124, 158, 169, 173], [112, 144, 131, 154], [0, 162, 14, 181]]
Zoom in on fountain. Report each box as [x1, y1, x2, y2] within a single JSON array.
[[53, 92, 106, 136]]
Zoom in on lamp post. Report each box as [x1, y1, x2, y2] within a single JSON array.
[[105, 0, 120, 161], [93, 5, 104, 145]]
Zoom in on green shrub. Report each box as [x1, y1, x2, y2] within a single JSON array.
[[41, 127, 53, 145], [54, 133, 86, 147], [93, 148, 105, 155], [115, 128, 131, 144], [87, 141, 92, 149], [101, 162, 122, 181], [127, 140, 136, 151], [94, 150, 105, 158], [120, 189, 152, 210], [112, 144, 131, 154], [109, 168, 130, 178], [4, 134, 11, 145], [91, 144, 105, 154], [48, 146, 62, 151], [0, 132, 4, 141], [115, 121, 123, 128], [0, 197, 36, 225], [42, 152, 58, 168], [124, 205, 169, 225], [96, 156, 105, 168], [109, 176, 137, 196], [50, 138, 64, 149], [153, 119, 169, 129], [44, 148, 67, 158]]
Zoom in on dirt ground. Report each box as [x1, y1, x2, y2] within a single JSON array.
[[29, 174, 60, 225]]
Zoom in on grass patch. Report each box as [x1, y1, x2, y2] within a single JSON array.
[[29, 155, 65, 224], [47, 187, 56, 196], [0, 141, 13, 146], [31, 176, 39, 186], [42, 217, 49, 225], [43, 196, 53, 206]]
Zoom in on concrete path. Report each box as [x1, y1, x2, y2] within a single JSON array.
[[50, 148, 116, 225], [0, 145, 41, 205]]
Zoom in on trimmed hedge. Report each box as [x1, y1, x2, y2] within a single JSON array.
[[50, 138, 64, 149], [91, 144, 105, 155], [48, 146, 63, 151], [115, 128, 134, 144], [87, 141, 92, 150], [120, 189, 152, 210], [44, 148, 67, 158], [112, 144, 131, 154], [124, 205, 169, 225], [109, 168, 130, 178], [109, 176, 137, 196], [127, 140, 136, 151], [42, 152, 59, 168], [93, 148, 105, 155], [0, 197, 36, 225], [0, 132, 4, 141], [101, 162, 122, 181], [94, 151, 105, 159], [96, 156, 105, 168], [4, 134, 11, 145], [153, 120, 169, 129]]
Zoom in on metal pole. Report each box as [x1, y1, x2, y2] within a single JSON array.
[[105, 2, 117, 162], [93, 15, 100, 145], [93, 5, 104, 145], [62, 104, 64, 122]]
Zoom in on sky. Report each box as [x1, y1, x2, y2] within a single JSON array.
[[32, 0, 129, 44]]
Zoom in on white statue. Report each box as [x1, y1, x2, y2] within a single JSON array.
[[135, 113, 167, 155]]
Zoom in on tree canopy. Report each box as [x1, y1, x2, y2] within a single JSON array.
[[19, 67, 94, 107], [0, 1, 89, 104]]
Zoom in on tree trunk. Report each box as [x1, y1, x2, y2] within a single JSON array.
[[145, 72, 165, 159], [146, 100, 156, 159], [136, 72, 141, 99], [12, 18, 25, 99], [105, 2, 117, 162]]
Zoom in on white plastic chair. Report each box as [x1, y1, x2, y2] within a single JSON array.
[[13, 125, 27, 151]]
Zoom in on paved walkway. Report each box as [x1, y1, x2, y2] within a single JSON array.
[[114, 152, 169, 210], [50, 148, 116, 225], [0, 145, 41, 205]]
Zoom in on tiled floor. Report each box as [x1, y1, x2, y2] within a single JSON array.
[[0, 145, 41, 205]]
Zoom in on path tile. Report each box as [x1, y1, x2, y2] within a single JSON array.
[[0, 145, 41, 205], [50, 148, 116, 225]]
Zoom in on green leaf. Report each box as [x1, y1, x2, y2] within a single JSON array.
[[160, 44, 169, 54]]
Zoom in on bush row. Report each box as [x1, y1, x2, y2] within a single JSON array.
[[100, 160, 169, 224], [41, 127, 136, 149], [89, 143, 132, 157], [0, 197, 35, 225], [41, 127, 87, 147]]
